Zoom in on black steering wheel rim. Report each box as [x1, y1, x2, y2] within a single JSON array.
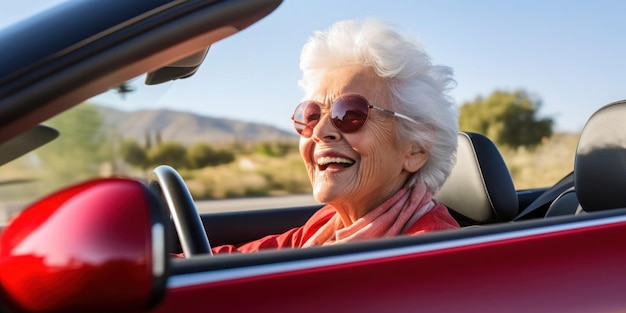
[[149, 165, 212, 257]]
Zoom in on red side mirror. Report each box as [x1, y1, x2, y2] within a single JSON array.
[[0, 178, 169, 312]]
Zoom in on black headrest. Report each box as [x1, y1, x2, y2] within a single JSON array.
[[575, 100, 626, 212], [436, 132, 518, 224]]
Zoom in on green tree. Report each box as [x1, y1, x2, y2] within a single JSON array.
[[148, 141, 187, 168], [39, 102, 110, 181], [187, 143, 215, 169], [459, 90, 553, 149], [256, 142, 275, 156], [155, 130, 163, 146], [187, 143, 235, 169], [213, 149, 235, 166], [255, 141, 298, 157], [121, 139, 149, 170], [145, 130, 152, 149]]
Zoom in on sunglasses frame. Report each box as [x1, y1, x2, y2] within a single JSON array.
[[291, 94, 419, 137]]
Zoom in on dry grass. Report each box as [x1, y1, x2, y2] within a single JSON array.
[[184, 152, 312, 199], [0, 133, 580, 203], [500, 133, 579, 190], [185, 132, 580, 199]]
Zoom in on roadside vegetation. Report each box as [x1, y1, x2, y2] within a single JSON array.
[[458, 89, 576, 190], [500, 132, 577, 190], [0, 89, 579, 202]]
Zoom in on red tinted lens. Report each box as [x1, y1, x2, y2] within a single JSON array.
[[331, 95, 369, 133], [292, 101, 321, 137]]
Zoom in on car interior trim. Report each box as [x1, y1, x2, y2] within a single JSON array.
[[167, 212, 626, 288]]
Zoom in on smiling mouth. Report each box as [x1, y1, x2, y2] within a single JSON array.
[[316, 156, 355, 171]]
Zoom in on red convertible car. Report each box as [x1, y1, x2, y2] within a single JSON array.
[[1, 0, 625, 312]]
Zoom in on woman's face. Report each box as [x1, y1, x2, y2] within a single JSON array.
[[299, 65, 428, 221]]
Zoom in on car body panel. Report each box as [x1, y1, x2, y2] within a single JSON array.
[[155, 212, 626, 312]]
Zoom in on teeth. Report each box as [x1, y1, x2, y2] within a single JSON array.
[[317, 157, 354, 166]]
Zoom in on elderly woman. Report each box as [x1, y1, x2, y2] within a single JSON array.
[[212, 18, 459, 254]]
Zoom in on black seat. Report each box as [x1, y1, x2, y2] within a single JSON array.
[[574, 99, 626, 213], [544, 186, 580, 217], [436, 132, 518, 226], [516, 171, 574, 220]]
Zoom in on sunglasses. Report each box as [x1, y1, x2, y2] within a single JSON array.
[[291, 94, 419, 138]]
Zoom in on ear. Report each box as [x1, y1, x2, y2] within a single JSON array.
[[403, 143, 429, 173]]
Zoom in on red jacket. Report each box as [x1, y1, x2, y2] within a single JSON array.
[[211, 204, 459, 254]]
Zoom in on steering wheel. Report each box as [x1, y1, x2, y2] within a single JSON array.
[[149, 165, 212, 257]]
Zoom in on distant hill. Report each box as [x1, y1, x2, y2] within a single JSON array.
[[96, 105, 297, 145]]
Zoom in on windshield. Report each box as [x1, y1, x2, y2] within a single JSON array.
[[0, 73, 312, 225]]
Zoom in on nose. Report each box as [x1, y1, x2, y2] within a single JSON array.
[[311, 112, 340, 142]]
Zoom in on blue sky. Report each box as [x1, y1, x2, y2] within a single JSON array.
[[3, 0, 625, 133]]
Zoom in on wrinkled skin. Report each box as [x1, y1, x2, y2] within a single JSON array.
[[299, 65, 428, 227]]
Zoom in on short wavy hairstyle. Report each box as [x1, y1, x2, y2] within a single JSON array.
[[299, 18, 458, 193]]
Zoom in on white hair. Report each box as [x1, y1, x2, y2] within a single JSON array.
[[299, 18, 458, 193]]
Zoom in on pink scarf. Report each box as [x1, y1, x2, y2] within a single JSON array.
[[302, 183, 435, 247]]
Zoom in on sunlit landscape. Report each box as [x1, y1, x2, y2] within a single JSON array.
[[0, 98, 578, 225]]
